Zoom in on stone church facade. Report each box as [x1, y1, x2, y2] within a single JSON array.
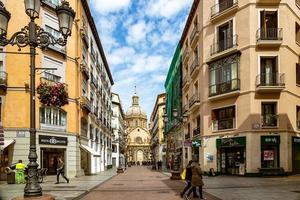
[[125, 94, 151, 164]]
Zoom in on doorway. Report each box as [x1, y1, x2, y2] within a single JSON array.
[[292, 137, 300, 174], [219, 147, 245, 175], [41, 148, 65, 175]]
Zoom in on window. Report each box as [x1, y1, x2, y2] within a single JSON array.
[[40, 107, 66, 129], [217, 20, 233, 51], [0, 49, 3, 71], [259, 57, 278, 86], [82, 80, 87, 96], [43, 56, 64, 82], [212, 106, 235, 131], [297, 64, 300, 85], [209, 54, 239, 96], [261, 102, 278, 127], [81, 118, 88, 137], [296, 23, 300, 44], [259, 10, 279, 40]]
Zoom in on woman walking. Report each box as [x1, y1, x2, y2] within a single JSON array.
[[186, 161, 206, 199], [180, 160, 197, 198]]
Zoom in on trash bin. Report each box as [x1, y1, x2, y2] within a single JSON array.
[[7, 171, 15, 184]]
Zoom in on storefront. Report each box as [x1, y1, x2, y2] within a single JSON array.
[[292, 137, 300, 174], [39, 135, 68, 175], [261, 136, 280, 168], [0, 140, 15, 180], [216, 137, 246, 175]]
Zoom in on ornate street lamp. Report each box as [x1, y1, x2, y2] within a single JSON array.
[[0, 0, 75, 197]]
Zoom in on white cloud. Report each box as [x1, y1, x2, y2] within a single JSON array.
[[146, 0, 193, 18], [92, 0, 131, 13], [126, 20, 154, 44]]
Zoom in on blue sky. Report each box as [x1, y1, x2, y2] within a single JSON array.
[[90, 0, 193, 117]]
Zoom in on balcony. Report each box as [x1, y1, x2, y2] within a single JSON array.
[[80, 60, 90, 80], [80, 96, 91, 113], [48, 43, 66, 55], [40, 77, 68, 91], [189, 94, 200, 112], [256, 73, 285, 93], [256, 28, 283, 47], [41, 0, 61, 9], [209, 78, 240, 100], [90, 73, 98, 88], [182, 75, 190, 90], [211, 0, 238, 23], [182, 104, 189, 114], [193, 127, 200, 137], [80, 27, 89, 48], [210, 34, 238, 60], [213, 118, 235, 131], [190, 58, 200, 78], [256, 0, 281, 4], [0, 71, 8, 94], [261, 114, 278, 128], [183, 47, 190, 65], [297, 0, 300, 8], [190, 25, 199, 48], [90, 48, 96, 62]]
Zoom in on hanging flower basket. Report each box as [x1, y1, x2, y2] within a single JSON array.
[[37, 82, 69, 107]]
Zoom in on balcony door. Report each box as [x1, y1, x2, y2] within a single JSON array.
[[260, 57, 277, 86], [262, 102, 277, 127], [260, 10, 278, 39], [218, 21, 233, 52], [219, 0, 234, 13]]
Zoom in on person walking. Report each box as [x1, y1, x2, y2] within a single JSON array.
[[186, 161, 206, 200], [180, 160, 197, 198], [55, 157, 69, 184], [15, 160, 26, 184]]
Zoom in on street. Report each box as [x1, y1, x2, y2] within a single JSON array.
[[80, 166, 218, 200]]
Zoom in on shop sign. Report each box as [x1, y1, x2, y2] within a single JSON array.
[[184, 140, 192, 147], [261, 136, 280, 145], [192, 139, 201, 148], [216, 137, 246, 148], [263, 150, 274, 161], [292, 137, 300, 144], [39, 135, 68, 146], [16, 131, 26, 138]]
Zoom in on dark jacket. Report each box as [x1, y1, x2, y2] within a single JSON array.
[[57, 161, 64, 172], [186, 165, 192, 181], [191, 163, 204, 186]]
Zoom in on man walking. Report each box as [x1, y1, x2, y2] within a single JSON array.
[[186, 161, 206, 200], [55, 157, 69, 184], [180, 160, 197, 198]]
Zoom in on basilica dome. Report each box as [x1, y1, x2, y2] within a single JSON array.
[[126, 95, 147, 118]]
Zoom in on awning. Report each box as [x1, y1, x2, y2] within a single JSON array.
[[0, 139, 15, 151], [80, 144, 101, 157]]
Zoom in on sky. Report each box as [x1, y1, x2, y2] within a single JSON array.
[[90, 0, 193, 117]]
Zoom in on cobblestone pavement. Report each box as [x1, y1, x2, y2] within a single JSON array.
[[0, 168, 116, 200], [80, 166, 219, 200]]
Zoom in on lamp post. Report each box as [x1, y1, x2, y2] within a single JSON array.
[[0, 0, 75, 197]]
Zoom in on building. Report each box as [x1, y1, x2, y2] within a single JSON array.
[[180, 0, 300, 175], [111, 93, 126, 168], [125, 92, 151, 164], [164, 45, 186, 171], [150, 93, 166, 168], [0, 0, 114, 180]]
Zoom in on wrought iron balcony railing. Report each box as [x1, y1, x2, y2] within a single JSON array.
[[209, 78, 240, 97], [261, 114, 278, 128], [80, 96, 91, 113], [193, 127, 200, 137], [211, 34, 238, 56], [256, 73, 285, 87], [189, 93, 200, 107], [190, 58, 199, 75], [211, 0, 238, 17], [256, 28, 283, 41]]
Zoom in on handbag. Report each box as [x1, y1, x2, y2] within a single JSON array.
[[181, 169, 186, 180]]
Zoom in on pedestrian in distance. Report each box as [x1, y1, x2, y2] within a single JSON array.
[[186, 161, 206, 200], [180, 160, 197, 198], [55, 157, 69, 184]]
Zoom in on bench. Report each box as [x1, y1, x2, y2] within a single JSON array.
[[258, 167, 285, 176]]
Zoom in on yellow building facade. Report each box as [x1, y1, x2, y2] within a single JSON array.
[[0, 0, 114, 179]]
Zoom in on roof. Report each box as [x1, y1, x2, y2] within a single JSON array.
[[81, 0, 114, 85]]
